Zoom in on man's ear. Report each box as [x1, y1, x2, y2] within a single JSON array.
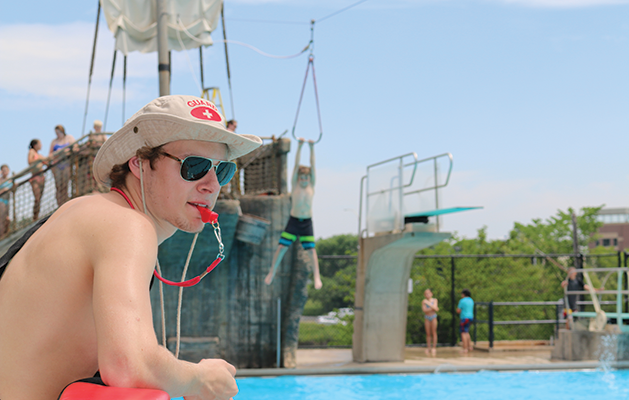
[[128, 156, 143, 180]]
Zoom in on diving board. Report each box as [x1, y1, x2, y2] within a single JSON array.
[[404, 207, 483, 224]]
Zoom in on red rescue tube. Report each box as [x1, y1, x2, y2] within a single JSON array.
[[59, 382, 169, 400]]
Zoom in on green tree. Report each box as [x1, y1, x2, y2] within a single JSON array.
[[407, 206, 610, 345], [304, 234, 358, 315], [509, 206, 603, 255]]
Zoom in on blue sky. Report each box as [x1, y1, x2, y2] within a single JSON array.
[[1, 0, 628, 240]]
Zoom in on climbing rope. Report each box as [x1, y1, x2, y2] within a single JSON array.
[[291, 21, 323, 144]]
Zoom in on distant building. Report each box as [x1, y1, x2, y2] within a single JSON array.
[[592, 208, 629, 251]]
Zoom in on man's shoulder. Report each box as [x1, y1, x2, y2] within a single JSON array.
[[61, 195, 155, 240]]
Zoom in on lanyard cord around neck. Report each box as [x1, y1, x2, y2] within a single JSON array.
[[110, 187, 224, 288]]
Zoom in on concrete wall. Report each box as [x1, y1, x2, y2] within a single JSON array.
[[353, 226, 450, 362], [552, 329, 629, 361]]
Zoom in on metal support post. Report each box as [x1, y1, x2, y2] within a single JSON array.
[[555, 302, 559, 338], [276, 298, 281, 368], [473, 303, 477, 345], [488, 301, 494, 349], [156, 0, 170, 96]]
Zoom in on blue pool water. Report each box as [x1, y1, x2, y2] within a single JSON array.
[[228, 369, 629, 400]]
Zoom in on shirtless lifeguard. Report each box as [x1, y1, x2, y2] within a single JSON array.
[[264, 138, 322, 289], [0, 95, 262, 400]]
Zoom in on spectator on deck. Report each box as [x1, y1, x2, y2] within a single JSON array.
[[28, 139, 48, 220], [48, 124, 75, 207], [457, 289, 474, 353], [76, 120, 108, 196], [561, 267, 604, 329], [422, 288, 439, 356]]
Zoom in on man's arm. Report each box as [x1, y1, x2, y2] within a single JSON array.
[[90, 211, 236, 399], [308, 140, 315, 187], [292, 138, 304, 188]]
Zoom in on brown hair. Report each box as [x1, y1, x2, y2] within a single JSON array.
[[297, 165, 311, 176], [109, 145, 164, 189], [55, 125, 66, 135]]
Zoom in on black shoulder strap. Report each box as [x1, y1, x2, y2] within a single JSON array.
[[0, 215, 51, 280]]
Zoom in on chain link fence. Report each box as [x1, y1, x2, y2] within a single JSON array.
[[299, 252, 625, 348]]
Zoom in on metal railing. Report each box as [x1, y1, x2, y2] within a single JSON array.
[[358, 152, 453, 237], [474, 301, 563, 349], [299, 252, 629, 348], [0, 134, 286, 242], [0, 133, 109, 240]]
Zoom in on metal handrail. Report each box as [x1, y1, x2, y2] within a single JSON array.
[[364, 152, 418, 197], [404, 153, 454, 196], [358, 152, 454, 236], [474, 300, 563, 348]]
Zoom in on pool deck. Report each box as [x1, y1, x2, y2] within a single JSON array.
[[237, 346, 629, 377]]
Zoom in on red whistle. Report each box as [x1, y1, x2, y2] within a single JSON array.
[[197, 205, 218, 224]]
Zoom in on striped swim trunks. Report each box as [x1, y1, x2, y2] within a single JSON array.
[[279, 216, 315, 249]]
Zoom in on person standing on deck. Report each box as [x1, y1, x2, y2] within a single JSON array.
[[560, 267, 604, 329], [0, 95, 262, 400], [265, 138, 322, 290], [48, 124, 75, 207], [422, 288, 439, 356], [28, 139, 48, 221], [457, 289, 474, 353]]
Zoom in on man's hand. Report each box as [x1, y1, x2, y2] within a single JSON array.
[[264, 271, 274, 285], [185, 359, 238, 400], [561, 280, 568, 288]]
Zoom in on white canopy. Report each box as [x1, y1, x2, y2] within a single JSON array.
[[101, 0, 222, 55]]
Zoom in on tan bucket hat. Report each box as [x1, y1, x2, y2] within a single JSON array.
[[93, 95, 262, 186]]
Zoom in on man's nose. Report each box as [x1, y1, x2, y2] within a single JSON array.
[[198, 168, 222, 193]]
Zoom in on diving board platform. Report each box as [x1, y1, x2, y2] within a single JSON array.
[[404, 207, 483, 224], [354, 151, 482, 362]]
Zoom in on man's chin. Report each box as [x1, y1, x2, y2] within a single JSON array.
[[173, 217, 205, 234], [180, 223, 205, 234]]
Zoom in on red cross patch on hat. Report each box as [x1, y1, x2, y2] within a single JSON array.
[[190, 106, 222, 122]]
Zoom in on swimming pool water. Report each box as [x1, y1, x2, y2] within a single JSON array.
[[230, 369, 629, 400]]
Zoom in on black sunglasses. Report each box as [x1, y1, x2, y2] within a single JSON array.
[[162, 151, 237, 186]]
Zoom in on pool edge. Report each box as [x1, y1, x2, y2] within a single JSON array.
[[236, 361, 629, 377]]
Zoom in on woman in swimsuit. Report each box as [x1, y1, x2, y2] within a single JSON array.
[[48, 124, 75, 207], [422, 288, 439, 356], [28, 139, 47, 220]]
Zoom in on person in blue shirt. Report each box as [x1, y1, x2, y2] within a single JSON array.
[[456, 289, 474, 353]]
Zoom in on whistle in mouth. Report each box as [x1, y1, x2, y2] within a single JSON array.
[[197, 205, 218, 224]]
